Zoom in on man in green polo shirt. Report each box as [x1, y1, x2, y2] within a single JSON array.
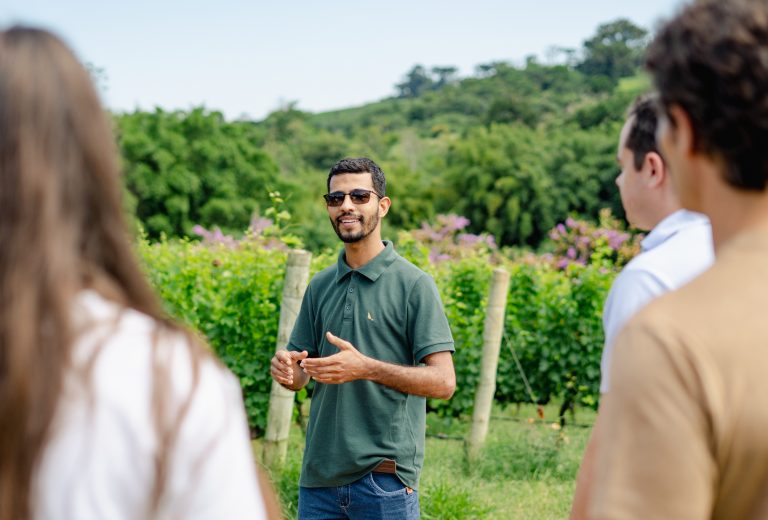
[[270, 157, 456, 519]]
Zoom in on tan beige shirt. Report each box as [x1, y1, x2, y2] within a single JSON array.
[[592, 229, 768, 520]]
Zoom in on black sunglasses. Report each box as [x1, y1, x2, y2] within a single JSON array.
[[323, 189, 382, 207]]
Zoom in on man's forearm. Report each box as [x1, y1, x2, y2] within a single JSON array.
[[298, 334, 456, 397], [366, 357, 454, 399]]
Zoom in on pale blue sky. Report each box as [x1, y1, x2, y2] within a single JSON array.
[[1, 0, 683, 120]]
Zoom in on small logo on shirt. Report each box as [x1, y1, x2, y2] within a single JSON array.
[[367, 311, 375, 321]]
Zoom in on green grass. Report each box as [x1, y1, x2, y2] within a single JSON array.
[[617, 73, 651, 94], [254, 402, 595, 519]]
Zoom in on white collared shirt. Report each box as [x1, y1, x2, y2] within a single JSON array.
[[600, 210, 714, 393]]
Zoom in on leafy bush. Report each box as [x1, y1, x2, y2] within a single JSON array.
[[497, 262, 612, 411], [428, 258, 613, 419], [429, 256, 493, 417], [117, 107, 281, 239], [139, 239, 286, 434]]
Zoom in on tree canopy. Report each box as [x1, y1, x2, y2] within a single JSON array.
[[117, 18, 650, 251], [577, 18, 648, 87]]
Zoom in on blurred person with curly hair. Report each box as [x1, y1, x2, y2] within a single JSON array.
[[575, 0, 768, 517]]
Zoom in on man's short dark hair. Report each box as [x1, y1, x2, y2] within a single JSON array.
[[646, 0, 768, 191], [626, 94, 661, 172], [327, 157, 386, 196]]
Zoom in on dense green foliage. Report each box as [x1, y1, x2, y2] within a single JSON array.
[[421, 257, 612, 418], [119, 108, 281, 238], [499, 263, 611, 410], [577, 18, 649, 87], [115, 18, 651, 251], [139, 240, 286, 433]]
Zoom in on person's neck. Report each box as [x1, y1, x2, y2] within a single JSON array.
[[343, 235, 386, 269], [693, 160, 768, 252], [706, 189, 768, 253], [641, 185, 683, 231], [645, 206, 681, 232]]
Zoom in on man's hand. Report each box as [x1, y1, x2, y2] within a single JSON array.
[[270, 349, 309, 390], [299, 332, 372, 384]]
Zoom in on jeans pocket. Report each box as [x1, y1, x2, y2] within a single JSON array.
[[368, 472, 405, 495]]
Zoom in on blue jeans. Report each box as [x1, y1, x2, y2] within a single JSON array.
[[298, 472, 419, 519]]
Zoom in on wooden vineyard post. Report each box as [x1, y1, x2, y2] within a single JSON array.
[[466, 268, 510, 464], [263, 249, 311, 467]]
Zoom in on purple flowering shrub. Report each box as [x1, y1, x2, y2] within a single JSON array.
[[396, 214, 497, 266], [191, 191, 303, 251], [544, 208, 642, 270]]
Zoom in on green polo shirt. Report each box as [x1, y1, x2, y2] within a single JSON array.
[[287, 241, 454, 490]]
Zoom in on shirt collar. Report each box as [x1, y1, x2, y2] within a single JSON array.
[[335, 240, 398, 283], [641, 209, 710, 252]]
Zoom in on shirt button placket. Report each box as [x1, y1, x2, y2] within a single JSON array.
[[343, 274, 356, 320]]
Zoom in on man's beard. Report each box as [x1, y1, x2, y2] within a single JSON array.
[[331, 211, 379, 243]]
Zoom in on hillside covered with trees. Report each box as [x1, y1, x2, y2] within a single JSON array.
[[116, 18, 651, 252]]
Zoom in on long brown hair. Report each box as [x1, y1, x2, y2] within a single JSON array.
[[0, 27, 204, 519]]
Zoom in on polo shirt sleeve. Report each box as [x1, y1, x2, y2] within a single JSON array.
[[600, 268, 665, 393], [590, 314, 716, 519], [286, 284, 318, 357], [407, 274, 455, 363]]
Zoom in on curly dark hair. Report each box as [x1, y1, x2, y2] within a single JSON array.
[[646, 0, 768, 191], [626, 94, 661, 172], [327, 157, 386, 196]]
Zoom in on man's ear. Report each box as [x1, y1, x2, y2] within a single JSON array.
[[379, 196, 391, 217], [644, 151, 667, 188]]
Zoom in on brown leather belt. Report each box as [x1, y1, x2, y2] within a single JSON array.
[[372, 459, 397, 474]]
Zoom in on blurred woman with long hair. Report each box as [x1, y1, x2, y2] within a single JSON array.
[[0, 26, 279, 519]]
